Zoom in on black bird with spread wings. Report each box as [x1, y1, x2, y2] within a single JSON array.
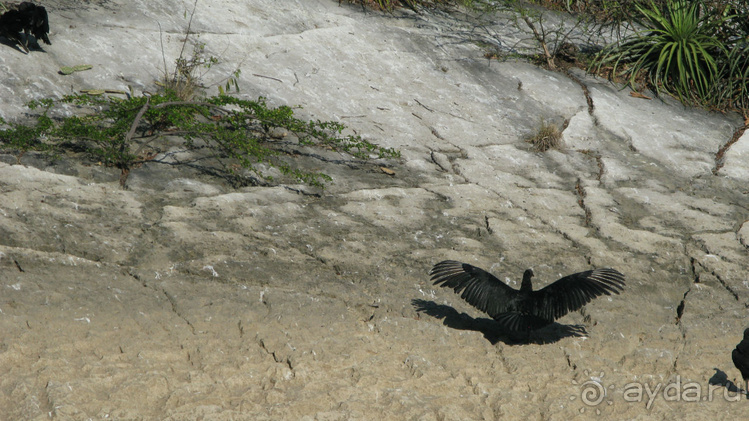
[[732, 328, 749, 397], [430, 260, 626, 332]]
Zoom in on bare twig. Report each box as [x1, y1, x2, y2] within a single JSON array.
[[151, 101, 228, 110], [252, 74, 283, 83], [523, 16, 555, 69], [175, 0, 200, 81], [125, 97, 151, 144]]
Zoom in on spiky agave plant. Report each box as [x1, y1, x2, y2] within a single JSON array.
[[593, 0, 729, 104]]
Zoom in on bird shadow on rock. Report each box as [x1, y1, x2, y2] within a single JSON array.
[[412, 299, 587, 346], [709, 368, 747, 397], [0, 36, 48, 53], [0, 37, 28, 54]]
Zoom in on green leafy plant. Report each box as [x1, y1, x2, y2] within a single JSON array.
[[0, 99, 55, 160], [5, 93, 399, 188], [592, 0, 728, 104], [709, 1, 749, 113], [158, 0, 240, 100], [715, 42, 749, 112]]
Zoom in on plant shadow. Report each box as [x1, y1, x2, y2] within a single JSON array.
[[412, 298, 587, 346]]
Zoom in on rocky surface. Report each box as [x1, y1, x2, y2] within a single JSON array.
[[1, 0, 749, 419]]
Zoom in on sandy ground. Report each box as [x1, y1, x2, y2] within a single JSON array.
[[1, 0, 749, 419]]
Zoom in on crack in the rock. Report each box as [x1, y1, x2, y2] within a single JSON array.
[[484, 215, 494, 235], [675, 288, 689, 324], [128, 269, 198, 334], [125, 269, 200, 370], [594, 155, 604, 181], [281, 185, 322, 198], [562, 69, 594, 115], [564, 352, 577, 371], [712, 123, 747, 175], [690, 256, 740, 301], [414, 98, 434, 113], [430, 126, 446, 140], [421, 185, 457, 204], [740, 219, 749, 249], [412, 97, 477, 125], [429, 148, 469, 180], [574, 178, 591, 227], [689, 257, 700, 284], [429, 150, 451, 173], [126, 270, 148, 288], [714, 271, 740, 302], [163, 290, 197, 335], [577, 150, 605, 181], [258, 338, 295, 371], [672, 354, 680, 373]]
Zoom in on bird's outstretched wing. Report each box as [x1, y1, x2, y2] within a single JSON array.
[[531, 268, 625, 321], [430, 260, 518, 319]]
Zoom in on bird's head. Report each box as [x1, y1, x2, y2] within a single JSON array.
[[521, 269, 534, 292]]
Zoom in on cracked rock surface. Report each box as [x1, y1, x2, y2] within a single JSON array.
[[1, 0, 749, 419]]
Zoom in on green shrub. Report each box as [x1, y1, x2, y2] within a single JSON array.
[[711, 0, 749, 111], [2, 92, 399, 188], [0, 99, 55, 157], [714, 41, 749, 111]]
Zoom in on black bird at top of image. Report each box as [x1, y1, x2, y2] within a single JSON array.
[[732, 328, 749, 398], [0, 2, 51, 53], [430, 260, 625, 332]]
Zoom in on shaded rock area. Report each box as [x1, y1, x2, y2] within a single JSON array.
[[2, 0, 749, 419]]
